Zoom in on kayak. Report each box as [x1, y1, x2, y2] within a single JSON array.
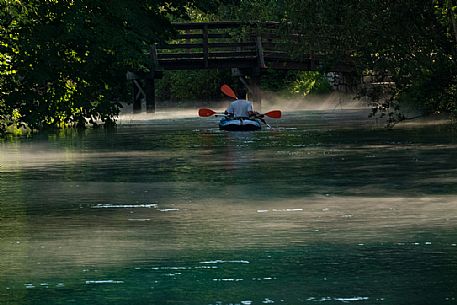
[[219, 117, 262, 131]]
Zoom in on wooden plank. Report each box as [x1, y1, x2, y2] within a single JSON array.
[[158, 43, 203, 49], [158, 42, 255, 50], [157, 58, 258, 70], [209, 51, 256, 58], [172, 21, 244, 30], [203, 24, 209, 68], [264, 51, 292, 59], [207, 42, 255, 48], [175, 33, 232, 39], [158, 52, 206, 59], [158, 50, 256, 60]]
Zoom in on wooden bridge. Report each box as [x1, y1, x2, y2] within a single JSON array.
[[128, 21, 349, 113]]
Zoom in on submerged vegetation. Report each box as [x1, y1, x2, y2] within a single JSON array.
[[1, 0, 456, 135]]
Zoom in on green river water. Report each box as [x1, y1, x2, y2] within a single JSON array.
[[1, 109, 457, 305]]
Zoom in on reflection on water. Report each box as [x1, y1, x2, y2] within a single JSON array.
[[1, 109, 457, 305]]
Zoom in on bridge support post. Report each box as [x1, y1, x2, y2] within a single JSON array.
[[145, 78, 156, 113], [128, 70, 162, 114], [130, 76, 156, 113], [132, 80, 143, 114], [250, 73, 261, 113], [145, 44, 160, 113], [241, 71, 261, 113]]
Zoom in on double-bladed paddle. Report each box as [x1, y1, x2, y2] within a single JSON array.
[[220, 84, 238, 99], [198, 108, 222, 117], [198, 108, 281, 119], [199, 84, 282, 129], [218, 83, 281, 117]]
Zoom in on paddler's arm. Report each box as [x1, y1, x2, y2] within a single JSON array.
[[249, 111, 262, 119]]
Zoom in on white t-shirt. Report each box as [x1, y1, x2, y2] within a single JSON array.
[[226, 99, 253, 118]]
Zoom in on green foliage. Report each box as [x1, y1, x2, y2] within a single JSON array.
[[156, 70, 232, 102], [217, 0, 285, 21], [290, 71, 331, 96], [156, 68, 331, 102], [0, 0, 224, 135], [282, 0, 457, 124], [260, 69, 331, 96], [2, 0, 190, 129], [259, 69, 299, 92]]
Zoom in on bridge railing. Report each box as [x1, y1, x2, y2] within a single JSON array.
[[155, 22, 257, 69], [153, 21, 318, 70]]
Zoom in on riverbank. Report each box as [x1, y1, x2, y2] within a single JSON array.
[[1, 95, 454, 140]]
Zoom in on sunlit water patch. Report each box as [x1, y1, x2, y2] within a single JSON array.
[[1, 109, 457, 305]]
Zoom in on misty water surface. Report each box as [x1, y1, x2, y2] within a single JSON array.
[[1, 109, 457, 305]]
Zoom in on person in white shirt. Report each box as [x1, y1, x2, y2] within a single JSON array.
[[224, 99, 255, 118], [224, 89, 259, 118]]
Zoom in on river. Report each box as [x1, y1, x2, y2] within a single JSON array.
[[1, 109, 457, 305]]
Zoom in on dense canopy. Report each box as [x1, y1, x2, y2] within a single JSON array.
[[1, 0, 456, 135]]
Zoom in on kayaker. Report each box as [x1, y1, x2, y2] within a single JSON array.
[[224, 89, 260, 118]]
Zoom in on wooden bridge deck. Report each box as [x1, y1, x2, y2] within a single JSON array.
[[152, 21, 319, 71]]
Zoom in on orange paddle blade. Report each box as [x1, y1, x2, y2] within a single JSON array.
[[264, 110, 282, 118], [198, 108, 217, 117], [220, 84, 237, 99]]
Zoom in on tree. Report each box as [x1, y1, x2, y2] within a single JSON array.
[[0, 0, 224, 134], [282, 0, 457, 124]]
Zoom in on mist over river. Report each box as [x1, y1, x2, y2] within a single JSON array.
[[1, 108, 457, 305]]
